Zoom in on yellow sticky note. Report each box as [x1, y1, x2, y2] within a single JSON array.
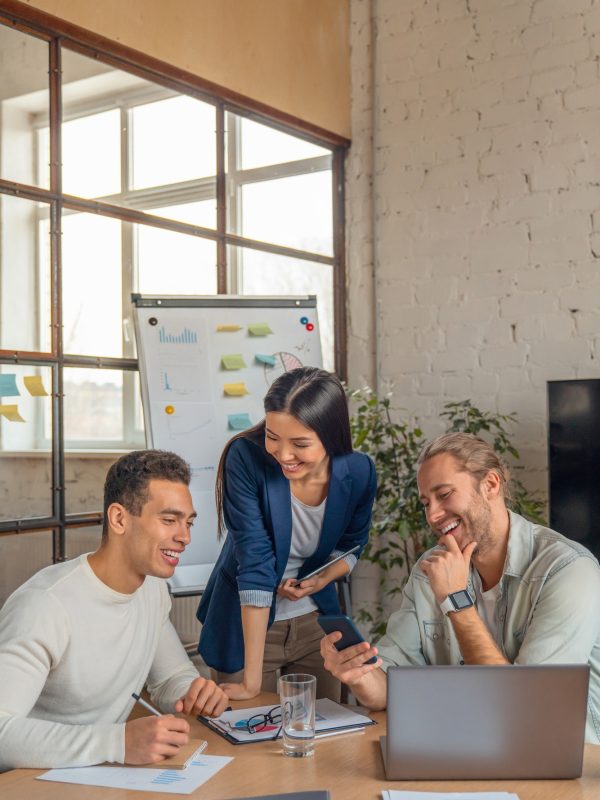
[[216, 324, 243, 332], [221, 354, 247, 370], [248, 323, 273, 336], [224, 382, 249, 397], [24, 375, 48, 397], [0, 404, 26, 422]]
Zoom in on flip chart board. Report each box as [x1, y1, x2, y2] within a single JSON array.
[[133, 295, 323, 592]]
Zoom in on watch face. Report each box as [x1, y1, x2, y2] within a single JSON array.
[[450, 590, 473, 610]]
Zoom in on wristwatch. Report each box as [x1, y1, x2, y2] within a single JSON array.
[[440, 589, 474, 616]]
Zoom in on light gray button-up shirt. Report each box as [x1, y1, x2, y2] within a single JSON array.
[[377, 510, 600, 743]]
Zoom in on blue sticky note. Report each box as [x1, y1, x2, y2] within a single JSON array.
[[255, 354, 276, 367], [0, 374, 19, 397], [228, 413, 252, 431]]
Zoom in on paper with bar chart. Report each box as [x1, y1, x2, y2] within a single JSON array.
[[37, 754, 233, 794]]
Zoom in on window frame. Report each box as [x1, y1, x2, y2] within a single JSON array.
[[0, 5, 348, 560]]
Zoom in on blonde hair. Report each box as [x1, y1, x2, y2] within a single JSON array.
[[417, 432, 511, 502]]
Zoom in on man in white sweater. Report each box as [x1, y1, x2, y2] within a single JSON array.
[[0, 449, 228, 770]]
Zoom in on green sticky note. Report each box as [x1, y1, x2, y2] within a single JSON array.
[[255, 353, 276, 367], [221, 354, 247, 370], [248, 323, 273, 336], [228, 413, 252, 431]]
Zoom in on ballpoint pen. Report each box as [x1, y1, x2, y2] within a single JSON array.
[[131, 691, 162, 717]]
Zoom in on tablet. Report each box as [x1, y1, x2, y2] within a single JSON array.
[[292, 545, 361, 586]]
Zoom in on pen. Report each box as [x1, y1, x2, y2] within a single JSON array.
[[132, 691, 162, 717]]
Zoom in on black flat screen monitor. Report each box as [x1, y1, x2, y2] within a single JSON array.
[[548, 379, 600, 557]]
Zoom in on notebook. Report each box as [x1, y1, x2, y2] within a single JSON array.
[[381, 664, 589, 780]]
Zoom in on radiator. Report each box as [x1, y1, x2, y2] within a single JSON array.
[[170, 595, 202, 647]]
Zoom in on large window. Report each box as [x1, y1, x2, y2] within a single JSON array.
[[0, 10, 347, 573]]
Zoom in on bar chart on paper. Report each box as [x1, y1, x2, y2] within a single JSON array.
[[158, 325, 198, 345]]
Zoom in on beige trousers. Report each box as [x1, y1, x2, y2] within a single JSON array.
[[213, 610, 341, 702]]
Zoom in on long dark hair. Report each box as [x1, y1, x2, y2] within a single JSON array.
[[216, 367, 352, 536]]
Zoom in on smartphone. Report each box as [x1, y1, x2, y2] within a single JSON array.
[[317, 614, 378, 664], [292, 545, 361, 587]]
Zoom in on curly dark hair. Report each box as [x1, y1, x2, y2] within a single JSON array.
[[102, 449, 191, 539]]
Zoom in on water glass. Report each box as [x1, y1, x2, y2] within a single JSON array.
[[278, 673, 316, 757]]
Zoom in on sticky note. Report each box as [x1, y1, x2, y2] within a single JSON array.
[[224, 382, 249, 397], [0, 374, 19, 397], [248, 323, 273, 336], [255, 354, 276, 367], [24, 375, 48, 397], [0, 404, 25, 422], [221, 354, 246, 370], [216, 324, 243, 332], [228, 413, 252, 431]]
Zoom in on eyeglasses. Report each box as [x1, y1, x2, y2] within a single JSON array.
[[246, 704, 283, 734]]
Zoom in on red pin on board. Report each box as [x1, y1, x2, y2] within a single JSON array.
[[306, 323, 314, 332]]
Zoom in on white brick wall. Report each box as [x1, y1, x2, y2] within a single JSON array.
[[347, 0, 600, 504]]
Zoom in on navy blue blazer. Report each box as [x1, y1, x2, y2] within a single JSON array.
[[197, 435, 377, 673]]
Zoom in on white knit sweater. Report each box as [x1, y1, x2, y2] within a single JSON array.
[[0, 554, 199, 770]]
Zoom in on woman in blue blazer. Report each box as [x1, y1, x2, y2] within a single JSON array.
[[197, 367, 376, 701]]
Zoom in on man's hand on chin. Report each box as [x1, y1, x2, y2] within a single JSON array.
[[420, 534, 477, 603]]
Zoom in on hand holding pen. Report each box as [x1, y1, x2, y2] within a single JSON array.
[[125, 692, 190, 766]]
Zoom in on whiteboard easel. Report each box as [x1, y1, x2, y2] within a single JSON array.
[[132, 294, 323, 594]]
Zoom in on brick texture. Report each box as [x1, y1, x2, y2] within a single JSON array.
[[347, 0, 600, 506]]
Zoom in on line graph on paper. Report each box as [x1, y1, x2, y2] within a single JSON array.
[[160, 364, 209, 401]]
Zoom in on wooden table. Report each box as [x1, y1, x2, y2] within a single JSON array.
[[2, 693, 600, 799]]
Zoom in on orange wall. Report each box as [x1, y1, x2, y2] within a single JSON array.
[[20, 0, 351, 139]]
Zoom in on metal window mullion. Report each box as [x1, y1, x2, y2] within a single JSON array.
[[49, 35, 65, 562], [120, 105, 135, 448], [332, 147, 347, 382]]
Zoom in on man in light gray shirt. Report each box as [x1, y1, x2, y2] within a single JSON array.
[[321, 432, 600, 743]]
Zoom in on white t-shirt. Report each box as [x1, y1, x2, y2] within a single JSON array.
[[472, 569, 501, 643], [0, 554, 199, 770], [274, 493, 326, 621]]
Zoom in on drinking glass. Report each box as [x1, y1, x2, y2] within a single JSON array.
[[279, 673, 317, 757]]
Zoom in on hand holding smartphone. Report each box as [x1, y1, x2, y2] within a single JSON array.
[[317, 614, 378, 664]]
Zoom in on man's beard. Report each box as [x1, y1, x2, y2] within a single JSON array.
[[461, 491, 494, 556]]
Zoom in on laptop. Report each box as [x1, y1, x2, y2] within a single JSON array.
[[381, 664, 589, 780]]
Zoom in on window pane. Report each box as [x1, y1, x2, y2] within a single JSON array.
[[64, 367, 124, 444], [238, 171, 333, 255], [238, 116, 330, 170], [61, 47, 165, 200], [62, 212, 122, 357], [62, 109, 121, 197], [0, 530, 53, 604], [0, 364, 53, 520], [233, 247, 334, 371], [131, 96, 216, 189], [0, 194, 51, 352], [0, 25, 49, 188], [64, 524, 102, 558], [65, 455, 110, 515], [135, 223, 217, 294]]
